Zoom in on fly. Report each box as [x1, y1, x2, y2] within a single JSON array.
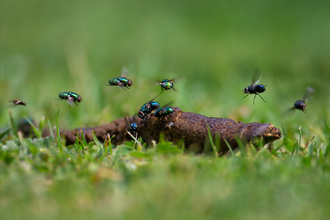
[[243, 74, 267, 104], [154, 102, 174, 118], [138, 94, 160, 118], [107, 67, 133, 90], [9, 99, 27, 107], [290, 87, 314, 113], [58, 92, 82, 107]]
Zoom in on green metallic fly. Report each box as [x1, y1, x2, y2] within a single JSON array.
[[58, 92, 82, 107], [154, 102, 174, 118], [138, 94, 160, 118], [107, 67, 133, 90], [157, 79, 177, 92], [156, 77, 183, 93]]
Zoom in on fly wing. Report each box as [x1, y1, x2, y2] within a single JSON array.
[[121, 66, 130, 77], [251, 68, 261, 86], [146, 78, 162, 85], [163, 101, 174, 108], [169, 76, 184, 83], [7, 104, 16, 108], [66, 97, 75, 107], [252, 77, 261, 86], [8, 100, 18, 104], [282, 107, 296, 116], [302, 87, 314, 102]]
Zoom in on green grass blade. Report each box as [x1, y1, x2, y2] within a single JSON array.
[[92, 131, 103, 149], [297, 126, 302, 155], [207, 124, 218, 158], [104, 136, 109, 156], [224, 139, 235, 157], [56, 110, 63, 155], [39, 115, 45, 134], [107, 134, 113, 155], [80, 130, 88, 146], [0, 128, 11, 140], [127, 130, 142, 151], [24, 116, 42, 138], [47, 119, 54, 138], [92, 131, 104, 161], [235, 135, 246, 155], [307, 141, 315, 157], [8, 110, 17, 138]]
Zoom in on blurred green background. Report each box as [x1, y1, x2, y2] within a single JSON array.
[[0, 0, 330, 131]]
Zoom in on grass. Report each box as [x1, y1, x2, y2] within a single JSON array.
[[1, 123, 330, 220], [1, 0, 330, 219]]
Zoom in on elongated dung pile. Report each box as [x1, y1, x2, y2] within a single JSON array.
[[61, 107, 281, 154]]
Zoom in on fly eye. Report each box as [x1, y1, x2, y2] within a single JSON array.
[[77, 97, 82, 102], [138, 111, 144, 118]]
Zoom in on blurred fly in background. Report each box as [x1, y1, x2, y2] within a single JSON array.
[[289, 87, 314, 113], [8, 99, 27, 107]]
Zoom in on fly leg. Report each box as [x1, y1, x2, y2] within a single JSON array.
[[253, 94, 257, 105], [243, 93, 250, 99], [119, 85, 127, 91], [257, 93, 267, 103], [117, 82, 127, 91], [159, 88, 164, 95]]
